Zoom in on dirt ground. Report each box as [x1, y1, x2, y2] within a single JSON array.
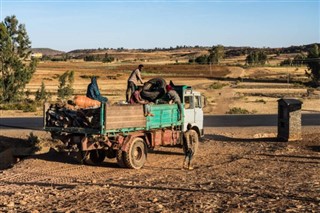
[[0, 127, 319, 212], [1, 61, 319, 211]]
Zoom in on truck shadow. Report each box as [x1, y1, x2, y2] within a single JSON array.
[[30, 148, 120, 168], [307, 146, 320, 152]]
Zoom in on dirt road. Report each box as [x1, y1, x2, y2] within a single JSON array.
[[0, 127, 319, 212]]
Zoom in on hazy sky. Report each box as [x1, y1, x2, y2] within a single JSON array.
[[1, 0, 319, 51]]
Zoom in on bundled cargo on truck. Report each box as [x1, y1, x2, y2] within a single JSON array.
[[45, 103, 100, 129]]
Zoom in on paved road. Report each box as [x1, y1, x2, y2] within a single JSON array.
[[1, 114, 319, 130]]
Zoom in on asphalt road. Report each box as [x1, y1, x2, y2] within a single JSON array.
[[1, 114, 319, 131]]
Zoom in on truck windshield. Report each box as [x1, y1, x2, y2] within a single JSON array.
[[184, 96, 194, 109]]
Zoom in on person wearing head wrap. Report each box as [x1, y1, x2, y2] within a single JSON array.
[[86, 77, 108, 103]]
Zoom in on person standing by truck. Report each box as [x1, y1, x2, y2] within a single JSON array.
[[166, 85, 182, 121], [126, 64, 144, 103], [183, 123, 198, 170]]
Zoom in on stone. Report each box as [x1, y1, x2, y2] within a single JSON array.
[[6, 201, 15, 208]]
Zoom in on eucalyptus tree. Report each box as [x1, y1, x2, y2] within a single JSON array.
[[0, 15, 37, 102]]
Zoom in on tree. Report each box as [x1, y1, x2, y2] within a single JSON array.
[[103, 53, 114, 63], [245, 50, 268, 66], [57, 70, 74, 101], [305, 44, 320, 87], [195, 55, 209, 64], [280, 58, 292, 66], [208, 45, 225, 64], [0, 15, 37, 102], [292, 53, 306, 66]]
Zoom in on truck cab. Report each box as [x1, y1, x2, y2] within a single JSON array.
[[182, 87, 204, 137], [174, 85, 204, 137]]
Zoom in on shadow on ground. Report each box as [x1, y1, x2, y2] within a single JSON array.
[[204, 134, 279, 143]]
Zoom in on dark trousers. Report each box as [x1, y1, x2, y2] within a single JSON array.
[[184, 150, 194, 166], [126, 81, 136, 102]]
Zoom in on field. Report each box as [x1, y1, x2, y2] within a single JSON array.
[[2, 57, 318, 116], [1, 54, 320, 212]]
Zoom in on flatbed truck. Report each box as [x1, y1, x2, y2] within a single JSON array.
[[44, 85, 204, 169]]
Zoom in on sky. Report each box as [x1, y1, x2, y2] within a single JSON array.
[[1, 0, 319, 52]]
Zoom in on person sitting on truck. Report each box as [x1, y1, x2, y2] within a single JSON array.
[[130, 86, 154, 117], [166, 85, 182, 121], [130, 86, 148, 104], [183, 123, 198, 170], [126, 64, 144, 103], [86, 77, 108, 103]]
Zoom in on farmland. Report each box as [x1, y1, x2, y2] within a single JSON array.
[[0, 49, 319, 212]]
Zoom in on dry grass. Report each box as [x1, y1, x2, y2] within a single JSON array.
[[1, 56, 319, 116]]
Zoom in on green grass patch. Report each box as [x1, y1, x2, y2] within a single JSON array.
[[255, 99, 266, 104], [80, 75, 100, 79], [0, 101, 38, 112], [208, 82, 228, 90]]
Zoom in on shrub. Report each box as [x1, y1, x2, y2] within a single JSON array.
[[103, 56, 115, 63], [27, 132, 40, 146], [195, 55, 209, 64], [255, 99, 266, 104], [226, 107, 251, 114], [21, 103, 37, 112], [57, 71, 74, 101], [35, 81, 51, 102]]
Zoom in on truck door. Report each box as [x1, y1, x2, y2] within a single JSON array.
[[194, 95, 204, 134], [183, 95, 195, 131]]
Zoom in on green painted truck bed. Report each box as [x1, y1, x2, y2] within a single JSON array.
[[44, 103, 183, 135]]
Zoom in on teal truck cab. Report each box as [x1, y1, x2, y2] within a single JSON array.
[[44, 85, 204, 169]]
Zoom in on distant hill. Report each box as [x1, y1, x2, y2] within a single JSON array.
[[66, 43, 320, 58], [31, 48, 65, 56]]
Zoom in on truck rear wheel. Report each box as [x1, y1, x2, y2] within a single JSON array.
[[116, 150, 126, 168], [84, 149, 106, 165], [123, 138, 147, 169]]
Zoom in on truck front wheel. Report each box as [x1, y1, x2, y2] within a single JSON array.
[[123, 138, 147, 169]]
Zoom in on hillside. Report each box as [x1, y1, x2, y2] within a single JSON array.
[[31, 48, 65, 56]]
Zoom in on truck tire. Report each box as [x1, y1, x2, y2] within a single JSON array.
[[106, 148, 117, 159], [84, 149, 106, 165], [116, 150, 126, 168], [123, 138, 147, 169], [141, 78, 167, 102], [141, 90, 161, 102]]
